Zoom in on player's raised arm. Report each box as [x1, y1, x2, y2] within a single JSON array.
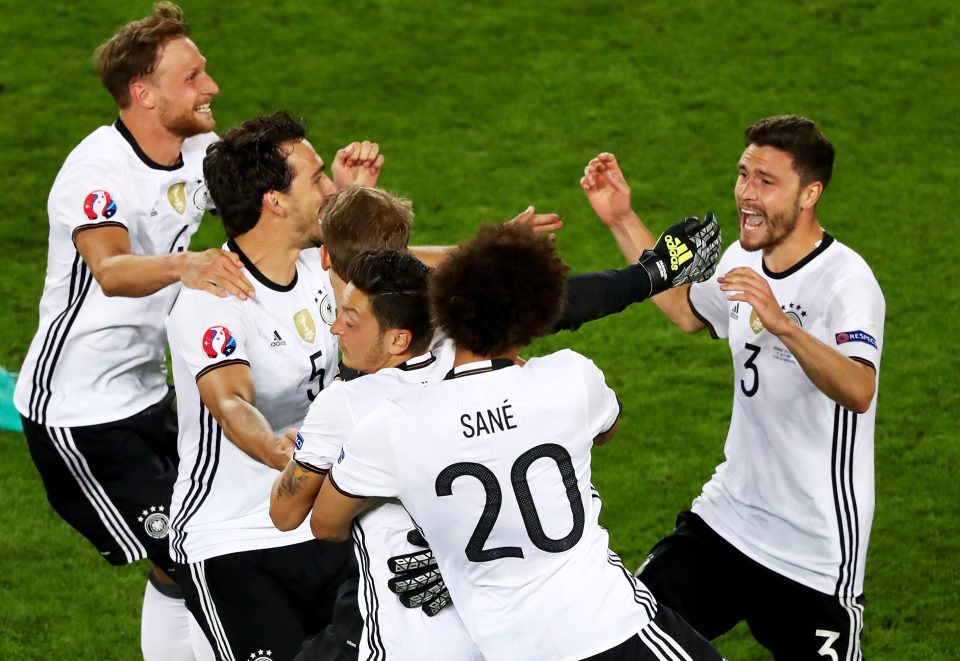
[[196, 363, 293, 470], [333, 140, 384, 189], [581, 152, 710, 332], [75, 225, 255, 300]]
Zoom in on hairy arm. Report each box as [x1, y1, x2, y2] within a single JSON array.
[[196, 363, 292, 470], [75, 225, 254, 299]]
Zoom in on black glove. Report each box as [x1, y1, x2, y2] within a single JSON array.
[[386, 529, 452, 617], [638, 212, 721, 296]]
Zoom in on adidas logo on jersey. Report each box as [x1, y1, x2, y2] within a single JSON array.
[[270, 330, 286, 347], [664, 235, 692, 271]]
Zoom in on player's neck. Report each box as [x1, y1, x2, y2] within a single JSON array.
[[453, 346, 521, 368], [232, 229, 301, 288], [118, 110, 185, 167], [762, 216, 825, 273]]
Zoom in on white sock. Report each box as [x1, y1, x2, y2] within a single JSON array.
[[141, 578, 196, 661]]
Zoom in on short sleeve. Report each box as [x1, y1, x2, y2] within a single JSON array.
[[825, 274, 885, 368], [166, 291, 251, 381], [293, 382, 355, 473], [689, 246, 740, 339], [569, 351, 620, 436], [51, 166, 132, 239], [329, 405, 399, 499]]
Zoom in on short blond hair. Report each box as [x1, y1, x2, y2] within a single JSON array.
[[93, 2, 189, 108]]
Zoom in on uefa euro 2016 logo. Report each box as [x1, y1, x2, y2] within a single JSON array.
[[202, 326, 237, 358], [82, 190, 117, 220]]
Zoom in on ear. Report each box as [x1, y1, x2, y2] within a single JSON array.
[[262, 190, 285, 217], [800, 181, 823, 210], [320, 244, 331, 271], [128, 80, 156, 110], [387, 328, 413, 356]]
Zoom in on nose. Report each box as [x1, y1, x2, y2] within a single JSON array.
[[320, 174, 337, 197], [330, 314, 344, 337], [736, 175, 756, 201], [204, 73, 220, 97]]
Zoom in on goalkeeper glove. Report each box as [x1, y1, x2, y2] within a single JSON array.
[[386, 529, 452, 617], [638, 212, 721, 297]]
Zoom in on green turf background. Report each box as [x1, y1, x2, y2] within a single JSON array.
[[1, 0, 957, 658]]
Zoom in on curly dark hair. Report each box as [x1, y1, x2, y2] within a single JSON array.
[[322, 187, 413, 279], [94, 2, 189, 108], [347, 250, 434, 356], [203, 111, 307, 238], [430, 224, 569, 356], [746, 115, 835, 189]]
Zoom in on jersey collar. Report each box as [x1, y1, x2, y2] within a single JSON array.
[[762, 233, 835, 280], [114, 118, 184, 171], [397, 351, 437, 371], [227, 239, 298, 292], [444, 358, 515, 381]]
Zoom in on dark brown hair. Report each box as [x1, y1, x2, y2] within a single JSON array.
[[430, 224, 568, 356], [94, 2, 190, 108], [745, 115, 835, 189]]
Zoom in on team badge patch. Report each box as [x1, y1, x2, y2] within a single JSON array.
[[192, 180, 209, 211], [138, 506, 170, 539], [317, 292, 335, 326], [248, 651, 272, 661], [749, 308, 764, 334], [294, 309, 317, 343], [168, 181, 187, 214], [202, 326, 237, 358], [780, 302, 807, 328], [83, 190, 117, 220], [836, 330, 877, 348]]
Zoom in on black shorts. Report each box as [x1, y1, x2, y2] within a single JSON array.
[[637, 511, 866, 660], [584, 603, 725, 660], [21, 389, 179, 573], [176, 539, 352, 661]]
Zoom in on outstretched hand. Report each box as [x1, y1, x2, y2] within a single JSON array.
[[333, 140, 384, 189], [638, 212, 722, 296], [506, 206, 564, 241], [181, 249, 255, 301], [580, 152, 634, 227]]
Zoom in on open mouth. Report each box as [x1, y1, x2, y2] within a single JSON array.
[[739, 207, 764, 230], [194, 103, 212, 114]]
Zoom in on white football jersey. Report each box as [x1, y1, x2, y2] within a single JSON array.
[[331, 350, 656, 661], [295, 338, 482, 661], [689, 234, 884, 598], [166, 244, 338, 564], [15, 119, 217, 427]]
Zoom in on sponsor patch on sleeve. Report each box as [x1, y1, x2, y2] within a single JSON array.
[[202, 326, 237, 358], [83, 190, 118, 220], [295, 432, 304, 451], [835, 330, 877, 349], [337, 448, 346, 464]]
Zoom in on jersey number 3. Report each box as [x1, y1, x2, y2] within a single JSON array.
[[741, 342, 761, 397], [436, 443, 585, 562]]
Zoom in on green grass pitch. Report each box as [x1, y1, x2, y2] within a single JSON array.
[[1, 1, 958, 658]]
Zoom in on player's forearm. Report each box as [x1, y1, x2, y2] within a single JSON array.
[[777, 325, 877, 413], [92, 252, 186, 297], [217, 398, 291, 470], [606, 211, 654, 264], [270, 461, 324, 531], [408, 245, 453, 269]]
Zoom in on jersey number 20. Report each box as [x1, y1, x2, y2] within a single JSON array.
[[436, 443, 585, 562]]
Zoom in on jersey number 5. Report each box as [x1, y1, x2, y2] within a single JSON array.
[[436, 443, 586, 562], [741, 342, 761, 397]]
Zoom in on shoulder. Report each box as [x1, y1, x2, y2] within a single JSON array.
[[182, 132, 219, 166], [54, 126, 132, 186], [823, 237, 879, 280], [168, 285, 248, 330]]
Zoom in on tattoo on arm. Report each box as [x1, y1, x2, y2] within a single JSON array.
[[277, 464, 312, 497]]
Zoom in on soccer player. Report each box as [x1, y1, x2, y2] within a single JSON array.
[[581, 115, 885, 659], [311, 224, 725, 661], [165, 110, 381, 661], [13, 4, 253, 658]]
